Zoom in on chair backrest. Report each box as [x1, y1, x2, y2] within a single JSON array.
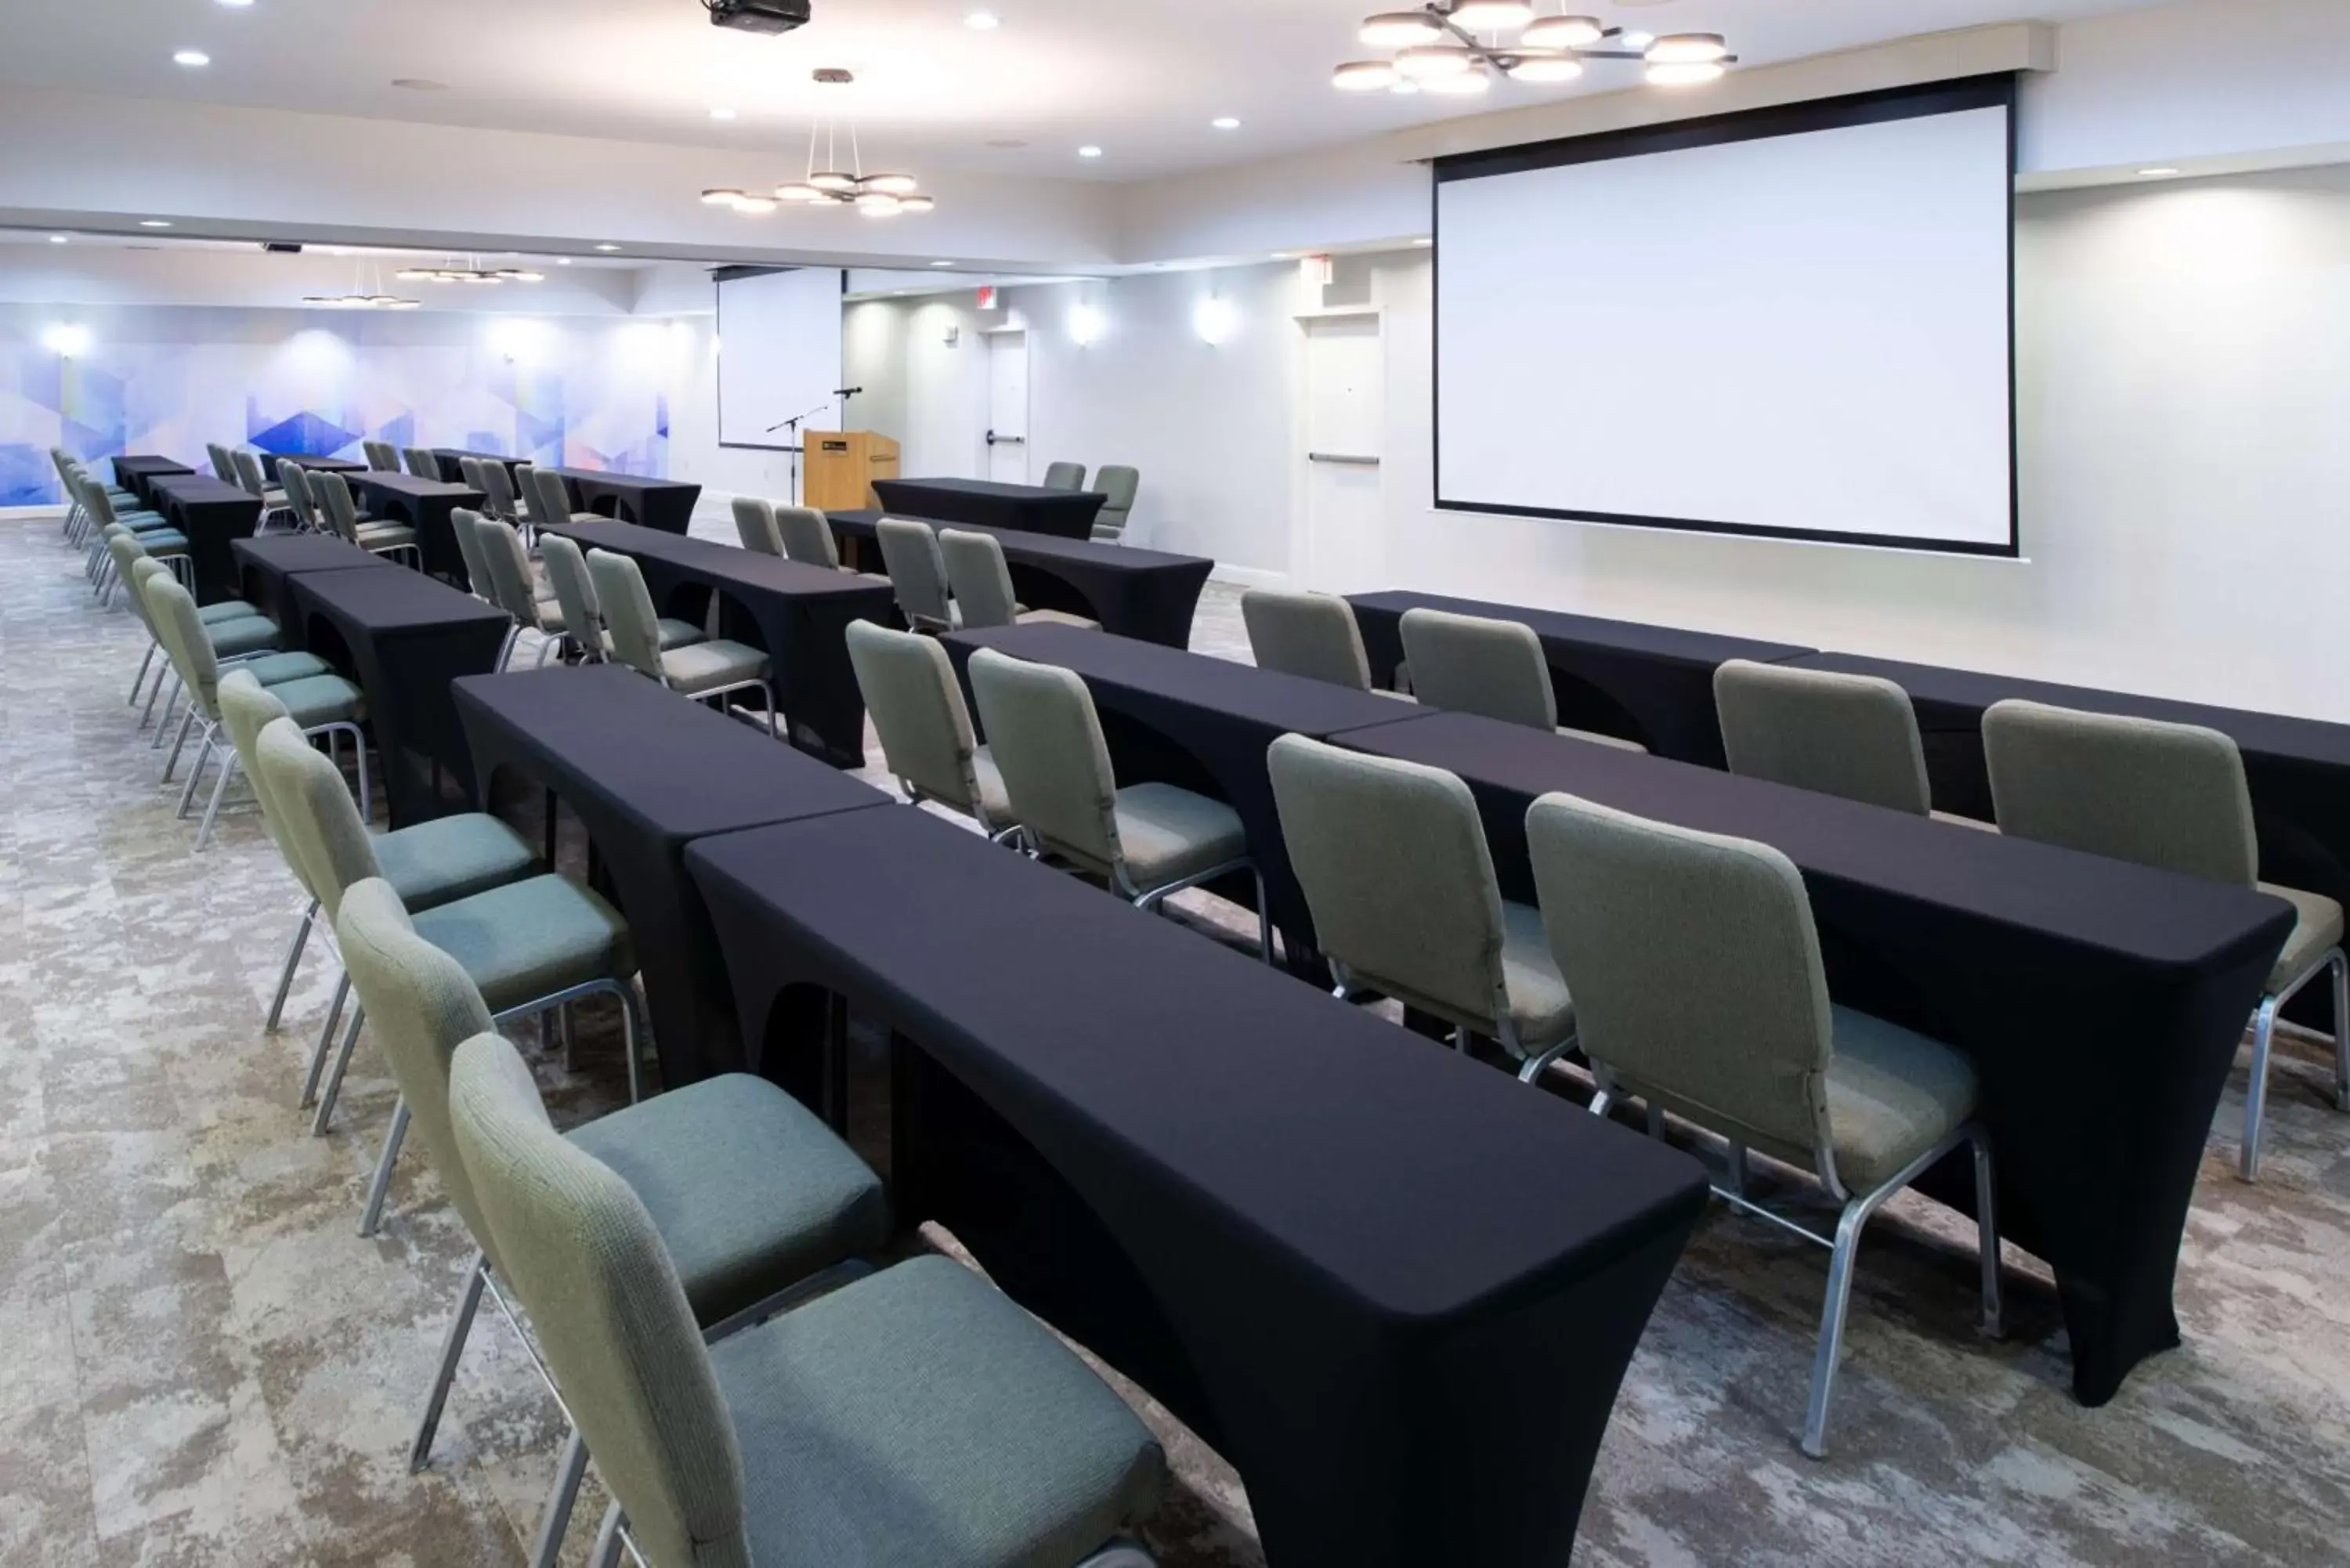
[[363, 439, 400, 472], [1714, 659, 1932, 816], [230, 448, 269, 498], [80, 472, 123, 529], [141, 571, 226, 720], [218, 671, 317, 898], [585, 549, 667, 681], [256, 715, 385, 918], [875, 517, 953, 630], [313, 471, 362, 543], [1041, 461, 1086, 492], [1091, 465, 1139, 538], [938, 529, 1020, 630], [510, 463, 540, 527], [1983, 699, 2258, 887], [447, 1033, 750, 1568], [776, 506, 841, 570], [109, 535, 161, 633], [1399, 608, 1556, 731], [731, 496, 782, 555], [403, 446, 439, 479], [207, 442, 236, 482], [529, 466, 577, 526], [845, 621, 987, 818], [1267, 735, 1511, 1030], [477, 460, 519, 522], [449, 508, 498, 602], [1525, 792, 1836, 1174], [966, 648, 1123, 876], [477, 517, 542, 624], [539, 534, 603, 658], [457, 456, 487, 497], [1242, 589, 1372, 691], [279, 462, 319, 529], [337, 880, 502, 1250]]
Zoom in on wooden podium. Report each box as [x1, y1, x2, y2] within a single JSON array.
[[802, 430, 900, 511]]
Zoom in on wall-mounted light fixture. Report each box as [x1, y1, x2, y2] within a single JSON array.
[[1069, 302, 1105, 347], [42, 323, 92, 358], [1194, 296, 1238, 346]]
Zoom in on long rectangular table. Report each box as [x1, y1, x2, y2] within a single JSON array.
[[940, 623, 1419, 968], [1332, 708, 2294, 1407], [830, 509, 1211, 647], [547, 520, 896, 768], [544, 468, 700, 536], [146, 473, 263, 606], [259, 452, 367, 483], [111, 455, 193, 511], [454, 667, 890, 1082], [352, 472, 486, 587], [230, 534, 398, 630], [287, 566, 511, 826], [1346, 590, 1815, 767], [428, 448, 530, 486], [872, 476, 1106, 540], [685, 805, 1708, 1568]]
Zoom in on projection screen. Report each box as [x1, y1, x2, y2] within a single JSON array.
[[717, 266, 845, 451], [1434, 76, 2018, 555]]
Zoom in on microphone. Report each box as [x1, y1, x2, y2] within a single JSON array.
[[833, 387, 863, 398]]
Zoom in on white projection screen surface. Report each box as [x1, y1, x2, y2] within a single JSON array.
[[1435, 77, 2018, 555], [717, 267, 845, 450]]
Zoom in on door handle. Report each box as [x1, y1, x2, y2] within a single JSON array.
[[1307, 452, 1380, 466], [985, 431, 1028, 446]]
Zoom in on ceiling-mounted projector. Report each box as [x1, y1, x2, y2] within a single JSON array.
[[704, 0, 810, 34]]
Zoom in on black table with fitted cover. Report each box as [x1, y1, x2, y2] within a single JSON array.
[[1331, 708, 2295, 1407], [287, 566, 511, 827], [685, 804, 1708, 1568], [829, 509, 1211, 647], [147, 473, 264, 607], [352, 472, 486, 587], [260, 452, 366, 483], [428, 448, 530, 486], [939, 623, 1419, 969], [231, 534, 398, 631], [111, 455, 193, 511], [546, 519, 897, 768], [870, 476, 1106, 540], [543, 468, 701, 536], [1346, 590, 1815, 766], [453, 666, 890, 1085]]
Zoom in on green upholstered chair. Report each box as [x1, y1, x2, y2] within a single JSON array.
[[1267, 734, 1574, 1076], [1983, 699, 2348, 1180], [845, 621, 1015, 838], [1399, 607, 1647, 753], [51, 447, 132, 546], [732, 496, 784, 555], [471, 512, 569, 667], [402, 445, 439, 479], [967, 647, 1269, 959], [772, 504, 834, 569], [538, 535, 703, 665], [229, 448, 292, 527], [457, 456, 490, 504], [255, 717, 644, 1133], [1041, 461, 1087, 492], [206, 441, 237, 482], [314, 469, 422, 567], [1525, 791, 2001, 1458], [587, 549, 776, 735], [363, 439, 401, 472], [447, 503, 498, 604], [510, 461, 544, 532], [876, 516, 959, 633], [1241, 588, 1383, 692], [446, 1031, 1165, 1568], [940, 529, 1099, 631], [1716, 659, 1994, 831], [476, 458, 523, 529], [117, 543, 305, 728], [529, 464, 602, 527], [1524, 790, 2001, 1446], [144, 570, 368, 844], [78, 473, 189, 595], [277, 462, 324, 535], [1090, 464, 1138, 543]]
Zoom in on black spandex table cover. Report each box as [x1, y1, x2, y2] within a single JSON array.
[[870, 477, 1106, 540], [454, 667, 889, 1083], [428, 448, 530, 486], [544, 468, 701, 536], [939, 623, 1423, 968], [261, 452, 366, 482], [1332, 709, 2294, 1406], [1346, 590, 1815, 767], [830, 509, 1211, 646], [685, 806, 1708, 1568], [547, 520, 896, 768], [352, 473, 486, 587], [112, 455, 193, 511], [148, 473, 264, 607], [231, 535, 398, 631], [287, 567, 511, 827]]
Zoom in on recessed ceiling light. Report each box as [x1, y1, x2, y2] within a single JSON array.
[[139, 219, 173, 228], [965, 10, 1000, 29], [931, 260, 956, 267], [1078, 145, 1103, 159], [595, 244, 622, 251], [173, 49, 211, 67], [48, 233, 68, 244], [1212, 117, 1241, 131], [392, 78, 447, 91], [555, 257, 572, 265], [215, 0, 253, 6], [2138, 166, 2182, 177], [710, 107, 737, 120]]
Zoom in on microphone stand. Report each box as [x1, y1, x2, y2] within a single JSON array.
[[765, 400, 834, 507]]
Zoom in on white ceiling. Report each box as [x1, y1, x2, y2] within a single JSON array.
[[5, 0, 2180, 182]]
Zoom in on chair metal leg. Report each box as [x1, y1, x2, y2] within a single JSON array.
[[2241, 995, 2280, 1182], [1971, 1129, 2005, 1339], [161, 706, 199, 781], [193, 749, 240, 849], [1800, 1196, 1871, 1459], [301, 971, 351, 1108], [530, 1427, 591, 1568], [175, 729, 217, 815], [1253, 869, 1274, 964], [139, 662, 171, 729], [590, 1504, 627, 1568], [2334, 952, 2350, 1111], [311, 1000, 367, 1136], [620, 983, 644, 1105], [266, 901, 317, 1032], [410, 1252, 487, 1472], [128, 641, 156, 705], [359, 1097, 411, 1237], [1076, 1541, 1159, 1568], [150, 675, 184, 746]]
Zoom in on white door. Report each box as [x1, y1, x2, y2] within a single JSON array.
[[1302, 314, 1386, 592], [985, 331, 1030, 483]]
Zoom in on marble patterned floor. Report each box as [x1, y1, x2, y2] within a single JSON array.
[[5, 504, 2350, 1566]]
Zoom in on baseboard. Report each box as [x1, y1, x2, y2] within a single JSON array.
[[2, 504, 67, 521], [1207, 562, 1290, 590]]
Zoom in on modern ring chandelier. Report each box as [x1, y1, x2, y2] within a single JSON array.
[[302, 258, 420, 310], [701, 68, 936, 218], [396, 257, 547, 284], [1333, 5, 1735, 96]]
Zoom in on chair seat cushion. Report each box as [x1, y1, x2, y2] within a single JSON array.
[[131, 529, 192, 551], [238, 651, 337, 687], [660, 638, 770, 698], [532, 596, 566, 634], [358, 524, 418, 549], [2260, 883, 2345, 995], [1823, 1006, 1979, 1190], [197, 600, 268, 626], [971, 746, 1014, 828], [1016, 609, 1101, 631], [655, 617, 707, 652], [1112, 781, 1249, 892], [721, 1255, 1165, 1568], [205, 616, 285, 659], [409, 874, 634, 1015], [1557, 726, 1647, 754], [375, 813, 541, 913], [1499, 898, 1576, 1053], [263, 674, 367, 731], [569, 1074, 888, 1326]]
